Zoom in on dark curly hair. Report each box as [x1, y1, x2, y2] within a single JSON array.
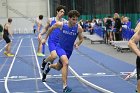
[[56, 5, 66, 12], [68, 10, 80, 18]]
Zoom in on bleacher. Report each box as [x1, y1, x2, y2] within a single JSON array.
[[83, 26, 105, 44], [83, 25, 135, 53], [110, 27, 134, 52]]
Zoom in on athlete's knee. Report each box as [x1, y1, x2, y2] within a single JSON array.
[[62, 61, 69, 67], [50, 55, 57, 61], [52, 55, 57, 59]]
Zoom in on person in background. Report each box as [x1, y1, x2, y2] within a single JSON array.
[[113, 13, 122, 41], [3, 18, 14, 57], [38, 5, 67, 70], [33, 15, 45, 56]]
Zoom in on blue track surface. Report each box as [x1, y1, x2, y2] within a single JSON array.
[[0, 34, 136, 93]]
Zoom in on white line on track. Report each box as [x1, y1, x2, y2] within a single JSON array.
[[4, 38, 23, 93], [0, 36, 22, 74], [15, 55, 35, 57], [31, 38, 57, 93], [12, 90, 50, 93], [69, 66, 114, 93], [0, 45, 7, 52], [1, 71, 135, 81], [0, 72, 132, 82]]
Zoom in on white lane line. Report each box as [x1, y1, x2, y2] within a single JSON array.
[[0, 36, 22, 73], [4, 38, 23, 93], [31, 38, 39, 92], [0, 45, 7, 52], [0, 36, 22, 53], [69, 66, 114, 93], [31, 38, 57, 93], [0, 72, 136, 83], [12, 90, 50, 93], [19, 46, 33, 48], [1, 71, 135, 82], [16, 55, 35, 57]]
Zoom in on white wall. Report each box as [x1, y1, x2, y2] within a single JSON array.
[[0, 0, 50, 18], [0, 0, 50, 34]]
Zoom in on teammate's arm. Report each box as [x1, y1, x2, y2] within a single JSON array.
[[40, 18, 51, 35], [44, 22, 62, 42], [38, 18, 51, 40]]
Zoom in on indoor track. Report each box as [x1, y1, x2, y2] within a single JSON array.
[[0, 34, 136, 93]]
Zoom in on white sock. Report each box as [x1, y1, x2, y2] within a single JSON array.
[[44, 59, 48, 63], [63, 85, 67, 89], [48, 65, 51, 69]]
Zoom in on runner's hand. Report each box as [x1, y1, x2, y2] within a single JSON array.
[[42, 39, 46, 44], [74, 43, 79, 49]]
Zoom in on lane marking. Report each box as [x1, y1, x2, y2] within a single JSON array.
[[12, 90, 51, 93], [31, 38, 40, 92], [16, 55, 35, 57], [0, 72, 136, 83], [4, 38, 23, 93], [74, 49, 136, 87], [69, 66, 114, 93], [0, 36, 22, 74], [31, 38, 57, 93], [0, 45, 7, 52]]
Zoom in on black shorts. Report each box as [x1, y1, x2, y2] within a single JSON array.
[[3, 34, 11, 43], [136, 56, 140, 80]]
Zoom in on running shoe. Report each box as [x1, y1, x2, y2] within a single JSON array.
[[42, 62, 51, 82], [41, 58, 46, 71], [42, 72, 47, 82], [37, 52, 45, 57], [136, 89, 137, 92], [4, 51, 7, 55], [63, 86, 72, 93], [6, 53, 14, 57]]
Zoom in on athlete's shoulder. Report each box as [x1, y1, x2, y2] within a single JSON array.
[[5, 23, 10, 27], [48, 17, 53, 22], [62, 18, 68, 23], [50, 17, 55, 20], [56, 21, 63, 26], [47, 17, 55, 25]]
